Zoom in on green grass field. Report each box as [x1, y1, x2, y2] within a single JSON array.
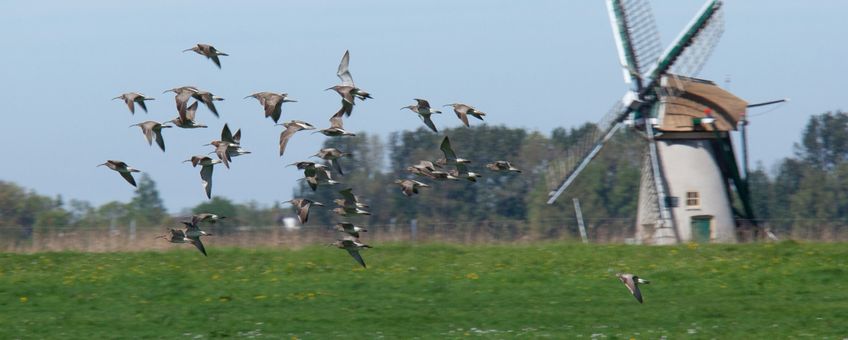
[[0, 241, 846, 338]]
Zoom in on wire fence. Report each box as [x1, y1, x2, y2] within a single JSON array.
[[0, 218, 846, 252]]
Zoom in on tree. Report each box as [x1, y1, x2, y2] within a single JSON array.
[[128, 174, 167, 226]]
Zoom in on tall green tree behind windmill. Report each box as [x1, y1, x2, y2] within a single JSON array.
[[546, 0, 776, 244]]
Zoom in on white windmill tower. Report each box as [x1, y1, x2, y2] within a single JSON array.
[[546, 0, 764, 244]]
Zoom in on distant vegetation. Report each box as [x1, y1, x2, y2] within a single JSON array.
[[0, 242, 845, 338], [1, 111, 848, 240]]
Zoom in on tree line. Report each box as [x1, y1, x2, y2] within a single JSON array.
[[2, 111, 846, 239]]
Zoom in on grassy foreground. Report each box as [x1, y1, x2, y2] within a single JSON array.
[[0, 241, 846, 339]]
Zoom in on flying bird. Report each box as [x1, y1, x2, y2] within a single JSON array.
[[395, 179, 430, 197], [277, 120, 316, 157], [331, 237, 372, 268], [335, 222, 367, 238], [157, 222, 211, 256], [333, 188, 371, 216], [183, 43, 228, 68], [444, 103, 486, 127], [191, 213, 226, 225], [130, 121, 171, 152], [317, 105, 356, 136], [168, 101, 208, 129], [245, 92, 297, 124], [285, 198, 325, 224], [206, 124, 250, 168], [184, 155, 222, 199], [164, 86, 224, 118], [617, 273, 650, 304], [486, 161, 522, 173], [312, 147, 351, 175], [113, 92, 154, 114], [402, 99, 442, 132], [98, 160, 141, 187], [437, 136, 471, 166], [326, 50, 372, 116]]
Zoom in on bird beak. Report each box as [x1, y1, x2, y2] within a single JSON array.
[[324, 87, 334, 91], [163, 89, 174, 94], [96, 163, 106, 167], [243, 95, 252, 99], [442, 104, 452, 107], [202, 143, 212, 146], [313, 202, 325, 207], [182, 48, 192, 52], [285, 98, 297, 103], [182, 159, 191, 163], [112, 96, 121, 100]]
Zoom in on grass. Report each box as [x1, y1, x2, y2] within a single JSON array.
[[0, 241, 846, 338]]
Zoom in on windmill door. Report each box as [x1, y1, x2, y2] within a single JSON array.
[[691, 216, 712, 243]]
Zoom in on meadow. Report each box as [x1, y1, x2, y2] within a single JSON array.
[[0, 241, 845, 339]]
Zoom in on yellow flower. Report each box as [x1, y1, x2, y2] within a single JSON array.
[[466, 273, 479, 280], [20, 296, 28, 303]]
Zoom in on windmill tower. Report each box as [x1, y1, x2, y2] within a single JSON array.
[[546, 0, 759, 244]]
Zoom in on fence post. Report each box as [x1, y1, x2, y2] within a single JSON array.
[[410, 219, 417, 243], [573, 198, 589, 244]]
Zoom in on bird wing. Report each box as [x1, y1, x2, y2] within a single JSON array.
[[455, 162, 470, 176], [339, 188, 356, 207], [221, 124, 234, 143], [265, 97, 283, 123], [279, 125, 300, 157], [422, 115, 438, 133], [298, 202, 310, 224], [306, 176, 318, 191], [200, 164, 214, 199], [233, 129, 242, 144], [191, 213, 207, 225], [184, 101, 199, 121], [456, 110, 470, 127], [137, 100, 148, 113], [199, 93, 220, 117], [175, 90, 193, 119], [215, 144, 231, 168], [119, 171, 137, 187], [139, 123, 155, 145], [124, 97, 136, 114], [210, 54, 222, 69], [330, 106, 346, 129], [631, 284, 643, 303], [337, 50, 354, 86], [620, 275, 643, 303], [190, 237, 208, 256], [414, 98, 431, 110], [440, 136, 458, 161], [154, 128, 166, 152], [330, 158, 344, 176], [346, 249, 366, 268]]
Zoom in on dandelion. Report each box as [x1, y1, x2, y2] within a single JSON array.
[[20, 296, 28, 303], [466, 273, 479, 280]]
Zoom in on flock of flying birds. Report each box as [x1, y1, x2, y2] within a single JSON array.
[[99, 44, 649, 302]]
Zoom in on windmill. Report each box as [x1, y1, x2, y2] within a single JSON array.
[[546, 0, 761, 244]]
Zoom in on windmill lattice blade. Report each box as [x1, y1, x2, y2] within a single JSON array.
[[667, 1, 724, 78], [607, 0, 663, 83], [546, 101, 628, 204]]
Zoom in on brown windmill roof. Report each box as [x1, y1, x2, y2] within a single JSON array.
[[657, 75, 747, 132]]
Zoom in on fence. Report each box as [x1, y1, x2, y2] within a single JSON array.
[[0, 218, 845, 252]]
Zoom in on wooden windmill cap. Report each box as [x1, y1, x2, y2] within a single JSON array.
[[657, 74, 747, 132]]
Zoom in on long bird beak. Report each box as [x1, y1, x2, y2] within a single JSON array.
[[112, 96, 122, 100], [324, 87, 334, 91], [442, 104, 453, 107], [202, 143, 212, 146], [243, 95, 253, 99], [96, 163, 106, 167], [163, 89, 174, 94], [182, 48, 193, 52]]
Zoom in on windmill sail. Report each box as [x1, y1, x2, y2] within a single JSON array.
[[606, 0, 663, 89], [546, 101, 627, 204]]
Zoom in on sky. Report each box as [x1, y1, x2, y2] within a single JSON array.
[[0, 1, 844, 213]]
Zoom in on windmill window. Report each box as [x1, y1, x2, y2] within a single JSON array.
[[686, 191, 700, 208]]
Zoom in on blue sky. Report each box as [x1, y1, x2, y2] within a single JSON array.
[[0, 1, 844, 212]]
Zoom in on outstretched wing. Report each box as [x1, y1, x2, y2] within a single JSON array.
[[330, 105, 346, 129], [137, 100, 148, 113], [440, 136, 458, 160], [346, 249, 366, 268], [339, 188, 356, 207], [337, 50, 354, 86], [422, 115, 438, 133], [119, 172, 137, 187], [279, 125, 300, 157], [184, 101, 199, 121], [200, 165, 214, 199], [221, 124, 234, 143], [190, 237, 208, 256], [154, 128, 166, 152], [297, 202, 310, 224], [210, 54, 222, 69]]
